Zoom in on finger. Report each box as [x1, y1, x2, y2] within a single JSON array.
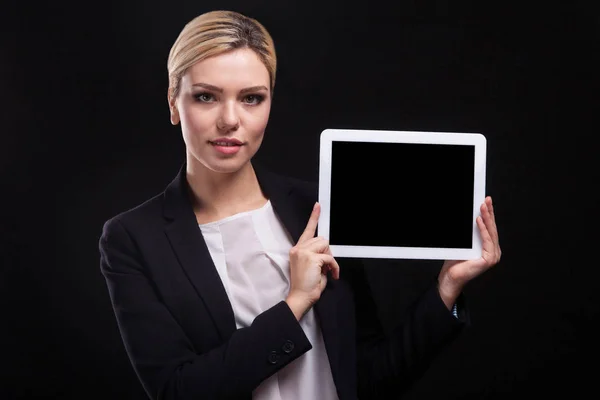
[[485, 196, 496, 225], [476, 216, 499, 264], [296, 235, 326, 249], [301, 236, 331, 253], [319, 253, 341, 280], [481, 200, 499, 245], [484, 196, 496, 234], [316, 254, 340, 279], [318, 273, 328, 291], [298, 202, 320, 244]]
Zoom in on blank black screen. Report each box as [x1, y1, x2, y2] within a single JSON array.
[[329, 141, 475, 248]]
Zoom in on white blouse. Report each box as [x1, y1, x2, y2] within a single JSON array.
[[199, 200, 339, 400]]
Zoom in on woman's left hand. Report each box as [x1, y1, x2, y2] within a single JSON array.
[[437, 196, 502, 309]]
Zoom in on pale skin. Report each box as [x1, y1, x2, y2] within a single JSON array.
[[168, 47, 501, 322], [437, 197, 502, 309], [168, 48, 271, 223]]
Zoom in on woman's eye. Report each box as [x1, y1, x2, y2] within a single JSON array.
[[243, 94, 264, 105], [194, 93, 214, 102]]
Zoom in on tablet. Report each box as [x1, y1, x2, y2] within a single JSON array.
[[318, 128, 487, 260]]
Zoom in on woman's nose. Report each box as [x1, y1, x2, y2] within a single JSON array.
[[217, 102, 240, 131]]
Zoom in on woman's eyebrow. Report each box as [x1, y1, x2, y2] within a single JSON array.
[[192, 82, 268, 94], [240, 85, 268, 94]]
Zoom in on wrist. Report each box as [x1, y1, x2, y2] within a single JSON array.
[[437, 274, 463, 310], [285, 293, 311, 321]]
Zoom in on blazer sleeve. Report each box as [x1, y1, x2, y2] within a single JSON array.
[[348, 262, 469, 398], [99, 217, 312, 400]]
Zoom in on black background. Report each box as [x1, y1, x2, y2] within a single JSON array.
[[2, 0, 597, 399]]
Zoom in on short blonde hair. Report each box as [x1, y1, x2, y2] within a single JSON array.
[[167, 10, 276, 99]]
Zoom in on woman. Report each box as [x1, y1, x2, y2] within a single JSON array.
[[99, 10, 501, 400]]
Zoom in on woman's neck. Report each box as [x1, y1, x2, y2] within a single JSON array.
[[185, 157, 267, 224]]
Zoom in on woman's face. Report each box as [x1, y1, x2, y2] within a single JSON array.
[[171, 48, 272, 174]]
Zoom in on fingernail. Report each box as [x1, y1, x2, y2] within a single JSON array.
[[314, 202, 318, 210]]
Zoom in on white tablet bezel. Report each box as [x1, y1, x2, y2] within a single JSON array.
[[318, 128, 487, 260]]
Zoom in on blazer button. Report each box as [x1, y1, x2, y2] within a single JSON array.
[[282, 340, 295, 354], [268, 351, 280, 365]]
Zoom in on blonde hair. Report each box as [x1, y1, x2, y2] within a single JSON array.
[[167, 10, 276, 99]]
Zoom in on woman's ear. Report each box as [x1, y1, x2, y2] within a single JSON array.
[[168, 89, 180, 125]]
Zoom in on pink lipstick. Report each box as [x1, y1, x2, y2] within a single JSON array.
[[209, 138, 244, 155]]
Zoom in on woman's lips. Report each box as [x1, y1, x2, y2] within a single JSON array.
[[210, 141, 243, 155]]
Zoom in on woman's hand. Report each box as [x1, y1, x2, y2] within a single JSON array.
[[286, 202, 340, 321], [437, 196, 502, 309]]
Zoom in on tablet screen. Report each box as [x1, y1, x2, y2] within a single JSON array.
[[330, 141, 475, 248]]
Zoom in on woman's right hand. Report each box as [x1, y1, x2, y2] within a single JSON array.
[[286, 202, 340, 321]]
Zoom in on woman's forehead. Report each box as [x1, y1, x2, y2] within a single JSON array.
[[183, 48, 270, 89]]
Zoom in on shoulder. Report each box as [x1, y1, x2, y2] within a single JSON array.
[[253, 161, 318, 202], [100, 191, 165, 241], [279, 171, 318, 199]]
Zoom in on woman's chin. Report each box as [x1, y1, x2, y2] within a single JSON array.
[[201, 158, 252, 175]]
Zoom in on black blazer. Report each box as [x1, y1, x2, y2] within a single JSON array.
[[99, 162, 467, 400]]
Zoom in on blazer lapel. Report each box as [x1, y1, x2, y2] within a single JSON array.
[[162, 161, 342, 380], [254, 162, 343, 384], [163, 165, 236, 340], [253, 162, 306, 244]]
